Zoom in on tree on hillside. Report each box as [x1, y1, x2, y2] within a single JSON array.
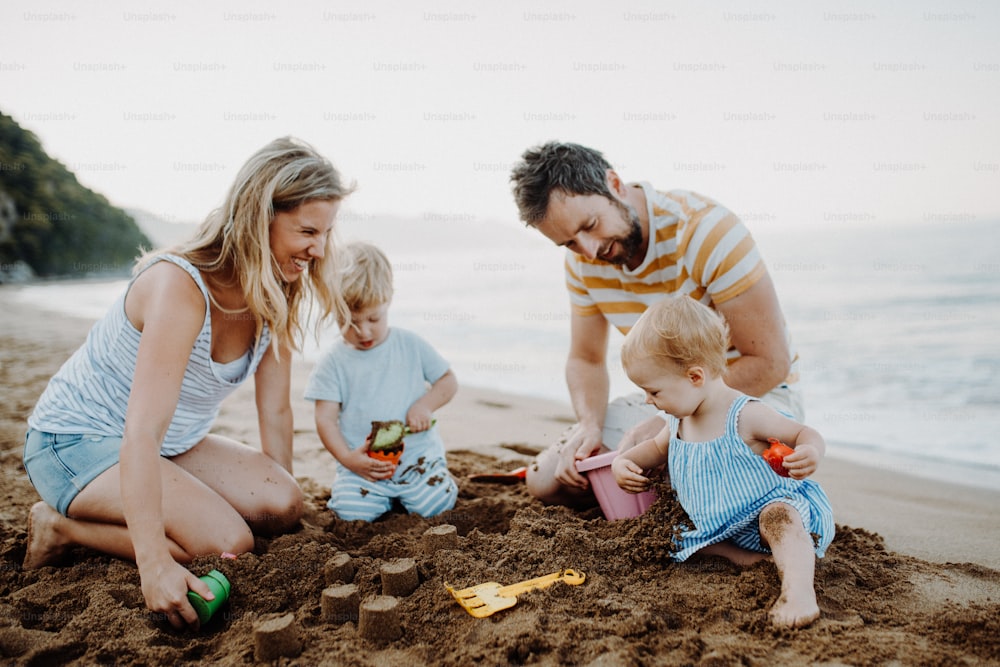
[[0, 111, 150, 277]]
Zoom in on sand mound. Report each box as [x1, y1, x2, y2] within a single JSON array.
[[2, 450, 999, 666]]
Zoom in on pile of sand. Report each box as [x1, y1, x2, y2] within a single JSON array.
[[2, 450, 999, 665]]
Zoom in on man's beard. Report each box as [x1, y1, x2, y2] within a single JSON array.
[[602, 202, 644, 266]]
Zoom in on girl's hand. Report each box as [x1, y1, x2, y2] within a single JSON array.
[[612, 456, 650, 494], [782, 443, 820, 479], [139, 558, 213, 630]]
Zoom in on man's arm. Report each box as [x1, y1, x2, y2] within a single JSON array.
[[526, 310, 612, 497], [542, 310, 611, 490], [564, 310, 611, 455], [714, 272, 792, 397], [567, 310, 611, 435]]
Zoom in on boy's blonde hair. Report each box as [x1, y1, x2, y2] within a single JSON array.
[[337, 241, 394, 320], [621, 296, 730, 376]]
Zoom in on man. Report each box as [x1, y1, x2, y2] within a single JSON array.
[[509, 141, 800, 506]]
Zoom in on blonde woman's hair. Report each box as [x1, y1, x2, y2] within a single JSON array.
[[138, 136, 355, 357], [621, 296, 730, 376], [337, 241, 394, 321]]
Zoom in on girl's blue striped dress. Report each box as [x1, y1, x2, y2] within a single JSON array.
[[666, 395, 835, 562]]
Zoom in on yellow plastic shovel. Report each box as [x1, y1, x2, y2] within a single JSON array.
[[445, 569, 585, 618]]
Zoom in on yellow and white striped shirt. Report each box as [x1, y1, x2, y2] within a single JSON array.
[[566, 183, 797, 383]]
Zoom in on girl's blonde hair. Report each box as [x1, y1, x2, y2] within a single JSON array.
[[138, 136, 354, 357], [337, 241, 394, 321], [621, 296, 730, 376]]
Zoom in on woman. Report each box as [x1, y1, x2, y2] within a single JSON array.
[[22, 137, 353, 629]]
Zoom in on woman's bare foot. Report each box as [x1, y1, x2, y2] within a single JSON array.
[[23, 501, 70, 570], [769, 588, 820, 628]]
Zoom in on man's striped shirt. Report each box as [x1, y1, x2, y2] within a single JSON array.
[[565, 183, 798, 383]]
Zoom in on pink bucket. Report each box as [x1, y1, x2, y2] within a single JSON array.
[[575, 450, 657, 520]]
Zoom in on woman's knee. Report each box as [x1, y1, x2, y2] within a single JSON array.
[[171, 515, 255, 559], [247, 478, 304, 534], [216, 523, 256, 556]]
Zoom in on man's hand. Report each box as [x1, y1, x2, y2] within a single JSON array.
[[554, 424, 604, 489]]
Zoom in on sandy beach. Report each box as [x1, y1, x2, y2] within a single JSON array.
[[1, 286, 998, 666]]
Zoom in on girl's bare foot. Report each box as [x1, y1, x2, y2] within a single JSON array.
[[22, 502, 70, 570], [757, 502, 821, 628], [769, 589, 820, 628]]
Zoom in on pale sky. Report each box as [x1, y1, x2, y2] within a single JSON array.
[[2, 0, 998, 231]]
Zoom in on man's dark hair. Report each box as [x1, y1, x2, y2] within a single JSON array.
[[509, 141, 614, 226]]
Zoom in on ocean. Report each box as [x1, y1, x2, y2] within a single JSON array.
[[10, 216, 999, 490]]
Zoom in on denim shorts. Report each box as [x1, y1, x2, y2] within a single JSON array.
[[23, 429, 122, 516]]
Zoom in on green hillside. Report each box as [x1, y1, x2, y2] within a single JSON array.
[[0, 111, 150, 279]]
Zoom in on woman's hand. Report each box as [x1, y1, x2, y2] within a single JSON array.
[[138, 558, 214, 630]]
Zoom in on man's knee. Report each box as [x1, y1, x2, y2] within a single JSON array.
[[525, 455, 596, 509], [525, 449, 563, 503], [761, 384, 805, 422]]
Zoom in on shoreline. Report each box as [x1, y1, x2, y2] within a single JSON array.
[[823, 440, 1000, 492], [6, 279, 1000, 497]]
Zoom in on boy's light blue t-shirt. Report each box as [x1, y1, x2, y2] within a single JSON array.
[[304, 328, 450, 456]]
